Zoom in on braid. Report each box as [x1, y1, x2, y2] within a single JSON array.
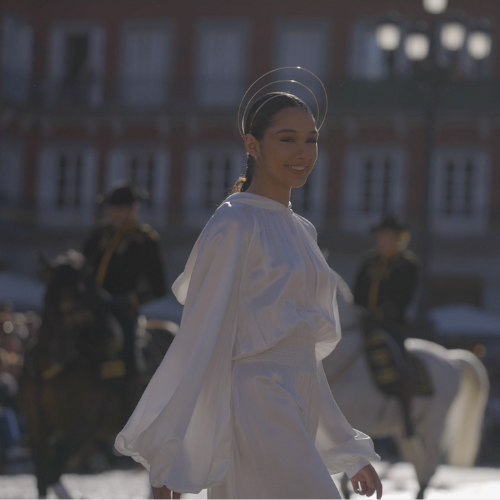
[[232, 154, 255, 193]]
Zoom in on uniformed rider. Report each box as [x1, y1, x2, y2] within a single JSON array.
[[353, 214, 419, 437], [83, 182, 167, 376]]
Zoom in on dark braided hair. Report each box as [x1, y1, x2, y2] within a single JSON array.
[[232, 92, 313, 193]]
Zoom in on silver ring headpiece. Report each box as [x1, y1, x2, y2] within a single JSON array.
[[237, 66, 328, 138]]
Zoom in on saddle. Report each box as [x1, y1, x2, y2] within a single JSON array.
[[365, 330, 433, 397]]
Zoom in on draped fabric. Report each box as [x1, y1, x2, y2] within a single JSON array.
[[115, 192, 379, 496]]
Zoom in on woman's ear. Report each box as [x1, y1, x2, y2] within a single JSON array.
[[244, 134, 260, 160]]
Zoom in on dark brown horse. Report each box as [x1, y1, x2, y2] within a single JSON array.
[[18, 250, 175, 498]]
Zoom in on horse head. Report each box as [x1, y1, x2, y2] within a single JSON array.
[[38, 250, 112, 363]]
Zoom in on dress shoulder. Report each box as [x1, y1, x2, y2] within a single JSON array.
[[203, 199, 256, 238], [293, 213, 318, 241]]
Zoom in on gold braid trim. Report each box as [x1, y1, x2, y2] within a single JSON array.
[[95, 223, 137, 287]]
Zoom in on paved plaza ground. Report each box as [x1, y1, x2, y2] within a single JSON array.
[[0, 462, 499, 499]]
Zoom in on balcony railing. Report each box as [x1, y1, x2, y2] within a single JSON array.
[[2, 71, 500, 114]]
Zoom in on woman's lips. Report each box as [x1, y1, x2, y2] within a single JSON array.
[[286, 165, 308, 175]]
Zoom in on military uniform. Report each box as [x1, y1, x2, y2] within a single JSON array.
[[353, 229, 419, 437], [353, 249, 419, 351], [83, 220, 167, 374]]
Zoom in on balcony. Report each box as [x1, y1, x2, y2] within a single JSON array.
[[2, 71, 500, 117]]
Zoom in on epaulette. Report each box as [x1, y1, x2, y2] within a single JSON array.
[[139, 223, 160, 242], [402, 250, 418, 263]]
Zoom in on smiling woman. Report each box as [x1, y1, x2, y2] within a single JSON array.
[[115, 77, 382, 500], [233, 92, 318, 203]]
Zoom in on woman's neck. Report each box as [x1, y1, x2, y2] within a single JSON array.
[[245, 175, 291, 207]]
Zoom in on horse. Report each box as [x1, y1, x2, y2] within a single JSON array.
[[324, 272, 489, 499], [18, 250, 176, 498]]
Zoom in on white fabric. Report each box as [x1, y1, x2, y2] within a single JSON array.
[[115, 192, 379, 497]]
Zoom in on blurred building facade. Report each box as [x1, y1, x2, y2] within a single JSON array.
[[1, 0, 500, 315]]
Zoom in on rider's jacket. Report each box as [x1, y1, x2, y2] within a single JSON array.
[[83, 220, 167, 315], [353, 249, 419, 330]]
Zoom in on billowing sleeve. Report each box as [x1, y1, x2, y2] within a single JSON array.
[[315, 358, 380, 478], [114, 205, 253, 493]]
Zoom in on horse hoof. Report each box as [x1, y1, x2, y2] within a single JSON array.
[[52, 481, 73, 499], [417, 487, 426, 499]]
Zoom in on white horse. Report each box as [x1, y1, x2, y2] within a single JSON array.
[[324, 273, 489, 499]]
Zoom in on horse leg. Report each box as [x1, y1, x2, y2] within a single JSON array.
[[52, 480, 73, 499], [340, 473, 351, 499], [18, 377, 51, 499]]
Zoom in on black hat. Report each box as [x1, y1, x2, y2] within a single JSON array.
[[371, 214, 408, 234], [97, 182, 149, 206]]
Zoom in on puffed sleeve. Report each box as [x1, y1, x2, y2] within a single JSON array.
[[315, 357, 380, 478], [114, 204, 254, 493]]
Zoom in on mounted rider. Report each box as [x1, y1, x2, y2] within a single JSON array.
[[353, 214, 419, 437], [83, 182, 167, 377]]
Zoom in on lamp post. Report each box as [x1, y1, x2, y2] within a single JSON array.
[[375, 1, 492, 321]]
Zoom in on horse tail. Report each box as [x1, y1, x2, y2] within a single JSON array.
[[441, 349, 489, 466]]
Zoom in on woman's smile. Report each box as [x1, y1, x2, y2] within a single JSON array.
[[286, 164, 309, 175]]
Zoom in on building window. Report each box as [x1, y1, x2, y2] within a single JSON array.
[[195, 20, 250, 107], [47, 23, 106, 106], [432, 148, 490, 234], [107, 146, 169, 226], [274, 21, 329, 106], [37, 146, 98, 227], [185, 146, 245, 226], [121, 21, 174, 106], [0, 137, 25, 205], [290, 153, 328, 228], [342, 146, 407, 231], [349, 19, 408, 80], [1, 16, 33, 103]]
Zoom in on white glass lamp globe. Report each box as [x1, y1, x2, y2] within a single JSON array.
[[441, 22, 467, 51], [467, 31, 492, 59], [423, 0, 448, 14], [376, 23, 402, 51], [405, 33, 430, 61]]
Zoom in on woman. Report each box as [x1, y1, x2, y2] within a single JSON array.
[[115, 91, 383, 499]]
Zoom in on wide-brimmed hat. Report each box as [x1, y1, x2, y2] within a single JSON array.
[[371, 214, 409, 234], [96, 181, 149, 206]]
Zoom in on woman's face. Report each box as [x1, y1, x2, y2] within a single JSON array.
[[248, 107, 318, 190]]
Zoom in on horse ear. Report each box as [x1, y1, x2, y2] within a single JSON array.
[[38, 250, 53, 274]]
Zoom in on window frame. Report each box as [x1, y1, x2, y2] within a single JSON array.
[[46, 22, 106, 106], [341, 145, 408, 232], [184, 144, 246, 228], [106, 145, 170, 228], [194, 18, 251, 108], [37, 144, 98, 227], [431, 146, 491, 235], [120, 19, 175, 107]]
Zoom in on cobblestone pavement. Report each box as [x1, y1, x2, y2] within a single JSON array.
[[0, 462, 499, 499]]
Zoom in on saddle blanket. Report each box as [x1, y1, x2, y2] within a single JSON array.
[[365, 330, 433, 397]]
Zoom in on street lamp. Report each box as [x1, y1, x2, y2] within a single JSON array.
[[467, 30, 492, 60], [405, 32, 430, 61], [375, 22, 401, 52], [375, 1, 492, 321], [423, 0, 448, 15], [440, 21, 467, 51]]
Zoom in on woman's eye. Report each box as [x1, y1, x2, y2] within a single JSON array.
[[281, 138, 294, 143], [307, 139, 318, 144]]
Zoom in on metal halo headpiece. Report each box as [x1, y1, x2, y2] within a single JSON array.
[[237, 66, 328, 138]]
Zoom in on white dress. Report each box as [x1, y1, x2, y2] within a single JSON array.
[[115, 192, 379, 499]]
